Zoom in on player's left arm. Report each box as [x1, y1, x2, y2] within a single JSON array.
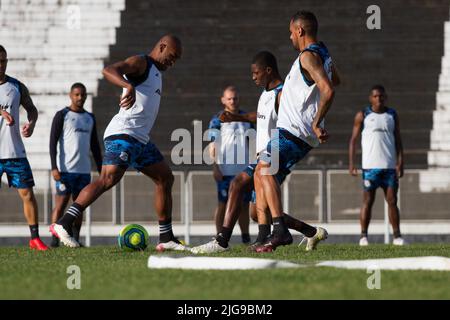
[[394, 113, 404, 178], [301, 52, 335, 143], [19, 82, 38, 138], [90, 115, 103, 174]]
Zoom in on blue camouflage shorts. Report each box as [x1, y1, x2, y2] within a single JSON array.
[[55, 172, 91, 196], [0, 158, 35, 189], [362, 169, 398, 191], [243, 161, 291, 204], [259, 128, 312, 174], [103, 134, 164, 171]]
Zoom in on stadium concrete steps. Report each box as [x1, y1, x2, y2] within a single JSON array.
[[0, 0, 125, 177]]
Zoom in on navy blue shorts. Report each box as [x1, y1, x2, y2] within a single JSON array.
[[217, 175, 253, 203], [55, 172, 91, 196], [362, 169, 398, 191], [103, 134, 164, 171], [0, 158, 35, 189], [259, 128, 312, 174]]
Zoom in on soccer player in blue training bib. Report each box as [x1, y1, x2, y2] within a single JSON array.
[[49, 83, 102, 247], [50, 35, 187, 251], [0, 45, 49, 250], [207, 85, 253, 244], [349, 85, 405, 246], [254, 11, 340, 252]]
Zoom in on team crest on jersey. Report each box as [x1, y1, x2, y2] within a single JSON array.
[[119, 152, 129, 162]]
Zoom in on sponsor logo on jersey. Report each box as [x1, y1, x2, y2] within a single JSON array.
[[257, 112, 266, 120], [155, 89, 161, 96]]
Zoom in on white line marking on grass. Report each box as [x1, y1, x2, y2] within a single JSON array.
[[317, 256, 450, 271], [148, 255, 302, 270]]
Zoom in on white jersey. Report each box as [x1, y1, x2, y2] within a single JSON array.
[[277, 42, 333, 147], [256, 83, 283, 154], [361, 106, 397, 169], [0, 76, 27, 159], [50, 107, 101, 174], [209, 110, 253, 176], [104, 55, 162, 144]]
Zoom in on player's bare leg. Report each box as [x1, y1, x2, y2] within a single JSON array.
[[140, 160, 187, 251], [214, 202, 226, 233], [360, 189, 376, 246], [51, 165, 125, 247], [238, 201, 250, 243], [191, 172, 252, 254], [18, 188, 48, 250], [50, 193, 70, 247], [383, 186, 404, 245]]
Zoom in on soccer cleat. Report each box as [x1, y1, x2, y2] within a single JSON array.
[[305, 227, 328, 251], [49, 224, 80, 248], [359, 237, 369, 246], [155, 239, 190, 252], [255, 231, 293, 253], [393, 237, 406, 246], [29, 238, 49, 251], [190, 239, 229, 254]]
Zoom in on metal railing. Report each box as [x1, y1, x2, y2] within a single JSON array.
[[1, 169, 450, 246]]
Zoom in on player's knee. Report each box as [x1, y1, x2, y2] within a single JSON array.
[[19, 188, 35, 203], [386, 195, 397, 207], [99, 174, 117, 191]]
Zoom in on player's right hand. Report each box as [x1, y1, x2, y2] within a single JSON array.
[[313, 126, 329, 143], [119, 85, 136, 109], [52, 169, 61, 181], [219, 111, 236, 123], [0, 110, 15, 126], [349, 166, 358, 176]]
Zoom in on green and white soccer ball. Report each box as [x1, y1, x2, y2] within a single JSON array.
[[118, 224, 149, 251]]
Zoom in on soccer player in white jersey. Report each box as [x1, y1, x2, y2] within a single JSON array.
[[0, 45, 49, 250], [349, 85, 405, 246], [50, 35, 187, 250], [207, 86, 252, 243], [254, 11, 340, 252], [49, 83, 102, 247], [192, 51, 322, 254]]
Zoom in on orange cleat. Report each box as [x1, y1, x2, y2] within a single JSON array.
[[29, 238, 49, 251]]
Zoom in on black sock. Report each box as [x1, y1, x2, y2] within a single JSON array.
[[393, 230, 401, 238], [283, 214, 316, 237], [216, 226, 232, 248], [361, 230, 368, 238], [159, 218, 175, 243], [29, 224, 39, 239], [256, 224, 271, 243], [58, 203, 83, 229], [72, 226, 81, 242], [241, 233, 251, 244], [272, 216, 288, 236]]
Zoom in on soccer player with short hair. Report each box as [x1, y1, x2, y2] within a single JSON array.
[[49, 82, 102, 247], [50, 35, 187, 251], [254, 11, 340, 252], [0, 45, 49, 250], [208, 85, 253, 243], [192, 51, 322, 254], [349, 85, 405, 246]]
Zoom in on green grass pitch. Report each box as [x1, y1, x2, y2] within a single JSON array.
[[1, 244, 449, 299]]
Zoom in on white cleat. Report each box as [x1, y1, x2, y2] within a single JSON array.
[[393, 237, 406, 246], [155, 240, 190, 252], [359, 237, 369, 246], [306, 227, 328, 251], [49, 224, 80, 248], [190, 239, 229, 254]]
